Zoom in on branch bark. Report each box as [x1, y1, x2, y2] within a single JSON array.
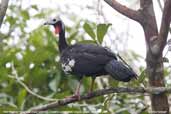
[[26, 87, 171, 113], [157, 0, 171, 34], [104, 0, 143, 23], [158, 0, 171, 53], [0, 0, 9, 28]]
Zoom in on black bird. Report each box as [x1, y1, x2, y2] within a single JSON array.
[[44, 17, 137, 98]]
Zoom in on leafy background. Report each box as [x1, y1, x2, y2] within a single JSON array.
[[0, 0, 171, 114]]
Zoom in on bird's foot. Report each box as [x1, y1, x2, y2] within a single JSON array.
[[87, 91, 93, 97], [66, 94, 81, 100]]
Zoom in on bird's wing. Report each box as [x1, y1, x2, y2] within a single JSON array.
[[61, 44, 116, 76], [69, 52, 110, 76], [69, 44, 117, 60]]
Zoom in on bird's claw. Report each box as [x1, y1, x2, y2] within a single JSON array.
[[87, 92, 93, 97], [66, 94, 81, 100]]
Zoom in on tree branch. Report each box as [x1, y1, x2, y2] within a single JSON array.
[[104, 0, 142, 23], [9, 62, 57, 102], [157, 0, 163, 12], [25, 87, 171, 113], [0, 0, 9, 28], [158, 0, 171, 53], [157, 0, 171, 34]]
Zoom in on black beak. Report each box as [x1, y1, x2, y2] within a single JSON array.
[[44, 22, 48, 25], [44, 19, 55, 25], [44, 21, 52, 25]]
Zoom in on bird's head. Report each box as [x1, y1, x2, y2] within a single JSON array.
[[44, 17, 64, 34]]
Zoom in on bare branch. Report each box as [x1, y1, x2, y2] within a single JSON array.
[[104, 0, 142, 23], [25, 87, 171, 113], [158, 0, 171, 53], [0, 0, 9, 28], [157, 0, 163, 12]]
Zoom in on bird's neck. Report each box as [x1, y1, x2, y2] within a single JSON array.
[[58, 29, 68, 53]]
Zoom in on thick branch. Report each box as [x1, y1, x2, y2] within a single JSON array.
[[158, 0, 171, 53], [157, 0, 171, 34], [139, 0, 158, 42], [0, 0, 9, 28], [140, 0, 170, 113], [104, 0, 142, 23], [26, 87, 171, 113]]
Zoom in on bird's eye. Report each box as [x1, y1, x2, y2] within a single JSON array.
[[53, 19, 56, 22]]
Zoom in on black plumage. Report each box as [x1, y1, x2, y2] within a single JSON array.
[[44, 18, 137, 98], [105, 59, 136, 82], [61, 44, 116, 76]]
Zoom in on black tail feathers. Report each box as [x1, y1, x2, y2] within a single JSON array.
[[105, 59, 137, 82]]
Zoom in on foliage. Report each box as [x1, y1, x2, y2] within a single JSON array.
[[83, 22, 112, 44], [1, 0, 170, 114]]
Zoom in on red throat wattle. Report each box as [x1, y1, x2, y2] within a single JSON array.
[[55, 26, 60, 34]]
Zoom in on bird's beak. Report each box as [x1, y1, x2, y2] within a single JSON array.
[[44, 22, 49, 25], [44, 19, 54, 25], [44, 21, 51, 25]]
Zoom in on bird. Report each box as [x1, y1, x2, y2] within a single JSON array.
[[44, 17, 137, 98]]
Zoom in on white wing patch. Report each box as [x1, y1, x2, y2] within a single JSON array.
[[61, 59, 76, 73], [68, 59, 75, 67]]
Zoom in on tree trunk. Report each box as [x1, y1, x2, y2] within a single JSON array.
[[140, 1, 170, 113], [104, 0, 171, 113], [146, 52, 169, 114]]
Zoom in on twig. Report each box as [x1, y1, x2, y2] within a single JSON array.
[[157, 0, 163, 12], [25, 87, 171, 113], [9, 63, 57, 102], [0, 0, 9, 28]]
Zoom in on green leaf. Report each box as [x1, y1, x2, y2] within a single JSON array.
[[68, 31, 78, 43], [138, 69, 146, 83], [163, 57, 169, 63], [21, 10, 30, 20], [83, 22, 96, 40], [31, 5, 38, 10], [97, 23, 112, 44], [17, 89, 27, 109], [49, 79, 57, 92], [5, 16, 17, 26], [49, 74, 61, 92], [67, 78, 84, 94]]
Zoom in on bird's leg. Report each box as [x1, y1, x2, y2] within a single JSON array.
[[66, 78, 82, 99], [74, 79, 82, 97], [88, 77, 96, 95]]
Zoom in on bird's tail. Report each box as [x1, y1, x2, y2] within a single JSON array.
[[105, 59, 137, 82]]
